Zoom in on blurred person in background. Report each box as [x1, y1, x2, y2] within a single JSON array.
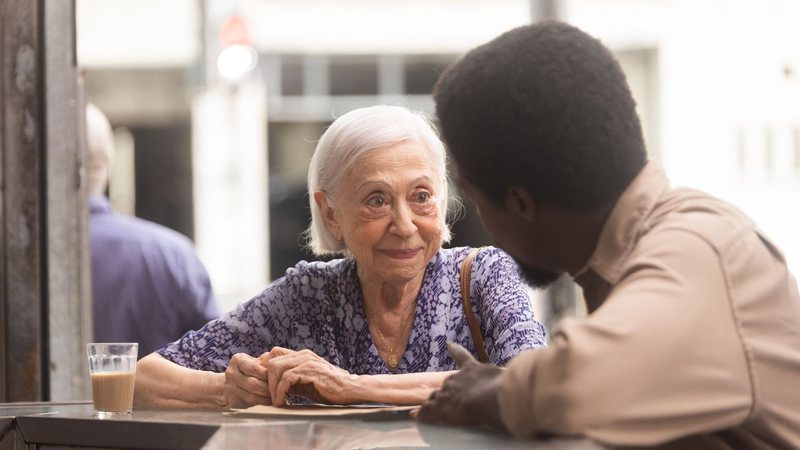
[[416, 21, 800, 449], [133, 105, 546, 409], [86, 103, 221, 358]]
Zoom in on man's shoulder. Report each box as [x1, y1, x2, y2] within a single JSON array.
[[133, 217, 193, 245], [92, 213, 194, 252], [644, 187, 755, 250]]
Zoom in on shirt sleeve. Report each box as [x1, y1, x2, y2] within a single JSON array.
[[158, 268, 300, 372], [498, 229, 753, 445], [472, 247, 547, 366]]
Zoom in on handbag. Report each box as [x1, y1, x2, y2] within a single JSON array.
[[459, 247, 489, 363]]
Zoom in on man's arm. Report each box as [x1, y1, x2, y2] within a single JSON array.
[[419, 230, 753, 446], [499, 230, 753, 445]]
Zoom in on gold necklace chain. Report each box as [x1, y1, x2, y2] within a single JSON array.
[[365, 300, 417, 372]]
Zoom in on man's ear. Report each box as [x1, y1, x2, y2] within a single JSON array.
[[505, 187, 538, 221], [313, 191, 342, 241]]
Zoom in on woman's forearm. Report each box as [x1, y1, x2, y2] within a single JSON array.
[[348, 370, 457, 405], [134, 353, 226, 409]]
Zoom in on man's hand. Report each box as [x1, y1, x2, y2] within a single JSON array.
[[414, 343, 507, 431]]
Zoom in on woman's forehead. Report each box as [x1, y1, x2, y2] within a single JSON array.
[[349, 142, 437, 176]]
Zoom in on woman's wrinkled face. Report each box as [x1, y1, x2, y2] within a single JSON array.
[[321, 141, 443, 285]]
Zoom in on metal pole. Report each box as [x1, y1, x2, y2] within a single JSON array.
[[0, 0, 88, 401], [45, 0, 91, 401], [1, 0, 45, 401], [532, 0, 560, 21]]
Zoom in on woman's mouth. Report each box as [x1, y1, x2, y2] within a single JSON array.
[[382, 248, 421, 259]]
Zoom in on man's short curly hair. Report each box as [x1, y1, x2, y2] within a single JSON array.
[[434, 20, 647, 210]]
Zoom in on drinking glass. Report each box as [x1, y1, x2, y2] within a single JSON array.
[[87, 343, 138, 417]]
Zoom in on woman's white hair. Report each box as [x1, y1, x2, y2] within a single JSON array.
[[306, 105, 453, 255]]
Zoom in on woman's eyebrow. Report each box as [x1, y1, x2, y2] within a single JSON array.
[[355, 175, 434, 195], [355, 179, 390, 195], [408, 176, 434, 187]]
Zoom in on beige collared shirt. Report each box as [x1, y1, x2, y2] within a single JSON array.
[[499, 161, 800, 449]]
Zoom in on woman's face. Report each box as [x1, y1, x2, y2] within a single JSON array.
[[321, 141, 444, 285]]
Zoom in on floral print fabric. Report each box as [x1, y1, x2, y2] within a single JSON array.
[[159, 246, 546, 374]]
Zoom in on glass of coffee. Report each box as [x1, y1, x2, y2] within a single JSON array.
[[87, 343, 138, 417]]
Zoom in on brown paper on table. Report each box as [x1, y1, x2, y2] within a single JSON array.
[[228, 404, 417, 420]]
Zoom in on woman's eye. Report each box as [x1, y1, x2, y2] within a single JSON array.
[[414, 191, 432, 203], [366, 195, 386, 208]]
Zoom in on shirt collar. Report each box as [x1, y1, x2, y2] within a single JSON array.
[[89, 194, 113, 214], [573, 160, 670, 286]]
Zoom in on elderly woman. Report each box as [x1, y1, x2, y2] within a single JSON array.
[[134, 105, 546, 409]]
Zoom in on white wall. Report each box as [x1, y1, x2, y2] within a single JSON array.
[[229, 0, 531, 54], [77, 0, 200, 67], [568, 0, 800, 276]]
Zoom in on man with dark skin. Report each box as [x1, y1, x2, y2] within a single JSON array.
[[415, 21, 800, 449]]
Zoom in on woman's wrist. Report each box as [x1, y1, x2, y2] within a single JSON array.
[[205, 371, 227, 408], [345, 373, 370, 404], [343, 372, 448, 405]]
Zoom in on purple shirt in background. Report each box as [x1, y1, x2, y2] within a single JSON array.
[[90, 194, 221, 358], [159, 246, 546, 374]]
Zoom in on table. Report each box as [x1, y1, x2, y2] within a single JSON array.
[[0, 402, 606, 449]]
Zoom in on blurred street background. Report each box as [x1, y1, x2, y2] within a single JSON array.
[[79, 0, 800, 331]]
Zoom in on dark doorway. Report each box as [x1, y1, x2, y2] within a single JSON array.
[[131, 124, 195, 240]]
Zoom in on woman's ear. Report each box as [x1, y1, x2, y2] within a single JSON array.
[[505, 187, 538, 222], [314, 191, 342, 241]]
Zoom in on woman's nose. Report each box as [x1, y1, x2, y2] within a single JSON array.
[[390, 202, 418, 238]]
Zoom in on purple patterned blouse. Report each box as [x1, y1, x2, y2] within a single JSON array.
[[158, 246, 546, 374]]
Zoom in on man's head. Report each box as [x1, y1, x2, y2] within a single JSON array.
[[85, 103, 115, 196], [434, 20, 647, 286]]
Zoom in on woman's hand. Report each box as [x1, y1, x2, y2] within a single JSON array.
[[223, 352, 271, 408], [259, 347, 360, 406]]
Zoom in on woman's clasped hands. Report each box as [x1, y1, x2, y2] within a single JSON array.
[[223, 347, 360, 409]]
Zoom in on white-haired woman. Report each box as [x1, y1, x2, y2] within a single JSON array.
[[134, 105, 546, 409]]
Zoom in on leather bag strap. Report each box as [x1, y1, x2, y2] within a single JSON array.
[[460, 247, 489, 363]]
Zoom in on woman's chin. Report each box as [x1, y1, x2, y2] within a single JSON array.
[[379, 264, 425, 284]]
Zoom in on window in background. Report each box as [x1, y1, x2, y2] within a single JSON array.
[[280, 54, 304, 96], [404, 57, 453, 95], [330, 56, 378, 96]]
